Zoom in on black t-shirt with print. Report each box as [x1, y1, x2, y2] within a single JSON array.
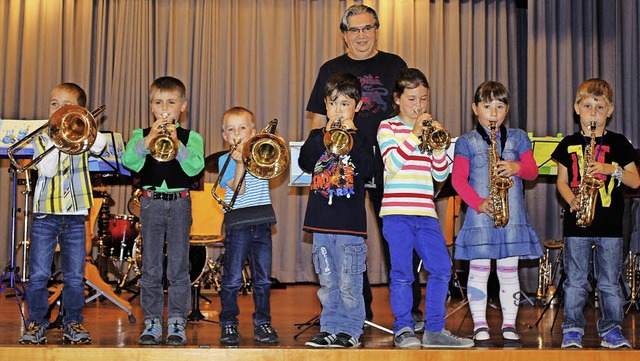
[[551, 131, 638, 237]]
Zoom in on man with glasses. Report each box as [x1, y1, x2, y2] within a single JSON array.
[[306, 4, 424, 331]]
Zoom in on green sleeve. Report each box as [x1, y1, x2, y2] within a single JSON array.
[[179, 130, 205, 176], [121, 128, 147, 173]]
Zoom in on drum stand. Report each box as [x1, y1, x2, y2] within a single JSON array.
[[0, 168, 28, 326]]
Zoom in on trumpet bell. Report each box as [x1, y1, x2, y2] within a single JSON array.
[[242, 134, 289, 179], [149, 135, 179, 162], [324, 129, 353, 155], [430, 129, 451, 152]]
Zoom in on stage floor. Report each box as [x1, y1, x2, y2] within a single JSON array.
[[0, 282, 639, 360]]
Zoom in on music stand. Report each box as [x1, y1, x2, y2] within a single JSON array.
[[0, 166, 28, 326]]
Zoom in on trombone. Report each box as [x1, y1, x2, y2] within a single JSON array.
[[8, 104, 105, 172], [212, 119, 289, 211]]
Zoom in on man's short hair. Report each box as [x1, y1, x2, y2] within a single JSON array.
[[339, 4, 380, 32]]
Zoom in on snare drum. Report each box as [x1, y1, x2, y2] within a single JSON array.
[[106, 214, 139, 259]]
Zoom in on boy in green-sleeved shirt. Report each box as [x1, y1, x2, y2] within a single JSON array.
[[122, 76, 204, 346]]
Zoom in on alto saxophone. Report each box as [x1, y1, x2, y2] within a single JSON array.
[[575, 121, 604, 228], [487, 121, 513, 228]]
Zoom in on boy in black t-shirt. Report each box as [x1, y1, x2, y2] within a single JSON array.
[[551, 78, 640, 349], [299, 72, 374, 348]]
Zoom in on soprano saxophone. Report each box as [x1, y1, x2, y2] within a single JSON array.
[[487, 121, 513, 228], [575, 121, 604, 228]]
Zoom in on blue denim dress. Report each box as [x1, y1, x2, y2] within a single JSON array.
[[454, 128, 542, 260]]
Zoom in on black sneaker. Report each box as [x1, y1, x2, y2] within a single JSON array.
[[305, 332, 338, 348], [254, 323, 279, 343], [18, 322, 47, 345], [331, 333, 361, 348], [221, 325, 240, 346], [63, 322, 92, 344]]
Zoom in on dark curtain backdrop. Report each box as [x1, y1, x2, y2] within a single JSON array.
[[0, 0, 639, 292]]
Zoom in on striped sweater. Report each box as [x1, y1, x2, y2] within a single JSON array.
[[377, 115, 450, 217]]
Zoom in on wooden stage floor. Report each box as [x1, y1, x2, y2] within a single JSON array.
[[1, 282, 639, 360]]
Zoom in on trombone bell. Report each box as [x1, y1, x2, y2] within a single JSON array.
[[242, 134, 289, 179], [8, 105, 104, 172], [212, 119, 289, 211]]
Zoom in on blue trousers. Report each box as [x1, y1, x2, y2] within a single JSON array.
[[383, 215, 451, 333]]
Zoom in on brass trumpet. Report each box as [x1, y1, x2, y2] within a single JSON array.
[[415, 109, 451, 154], [8, 104, 104, 172], [212, 119, 289, 211], [148, 113, 180, 162], [323, 117, 353, 155]]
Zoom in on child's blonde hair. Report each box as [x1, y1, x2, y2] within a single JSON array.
[[221, 106, 256, 130], [574, 78, 614, 106]]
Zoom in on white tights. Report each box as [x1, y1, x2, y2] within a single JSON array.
[[466, 256, 520, 331]]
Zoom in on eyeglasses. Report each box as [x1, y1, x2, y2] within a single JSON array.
[[346, 25, 377, 35]]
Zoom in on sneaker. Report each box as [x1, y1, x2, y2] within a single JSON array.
[[561, 331, 583, 349], [331, 333, 361, 348], [414, 320, 425, 333], [601, 328, 631, 349], [221, 325, 240, 346], [305, 332, 337, 348], [139, 319, 163, 345], [63, 322, 92, 344], [422, 329, 474, 348], [394, 326, 422, 349], [18, 322, 47, 345], [254, 323, 279, 344], [166, 318, 187, 346]]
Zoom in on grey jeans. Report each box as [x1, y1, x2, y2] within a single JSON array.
[[139, 195, 192, 321]]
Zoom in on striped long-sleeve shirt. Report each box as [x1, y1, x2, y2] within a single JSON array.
[[377, 115, 450, 217]]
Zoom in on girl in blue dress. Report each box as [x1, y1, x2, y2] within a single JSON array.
[[451, 81, 542, 345]]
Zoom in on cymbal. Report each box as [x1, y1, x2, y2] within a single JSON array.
[[204, 151, 227, 173]]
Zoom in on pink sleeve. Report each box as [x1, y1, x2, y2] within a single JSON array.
[[452, 155, 484, 213], [514, 150, 539, 181]]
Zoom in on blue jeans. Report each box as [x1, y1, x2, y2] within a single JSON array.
[[27, 214, 86, 326], [562, 236, 624, 336], [139, 196, 192, 321], [383, 215, 451, 333], [313, 233, 366, 338], [219, 222, 273, 327]]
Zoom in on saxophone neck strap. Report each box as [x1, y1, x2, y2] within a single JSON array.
[[476, 123, 507, 159]]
